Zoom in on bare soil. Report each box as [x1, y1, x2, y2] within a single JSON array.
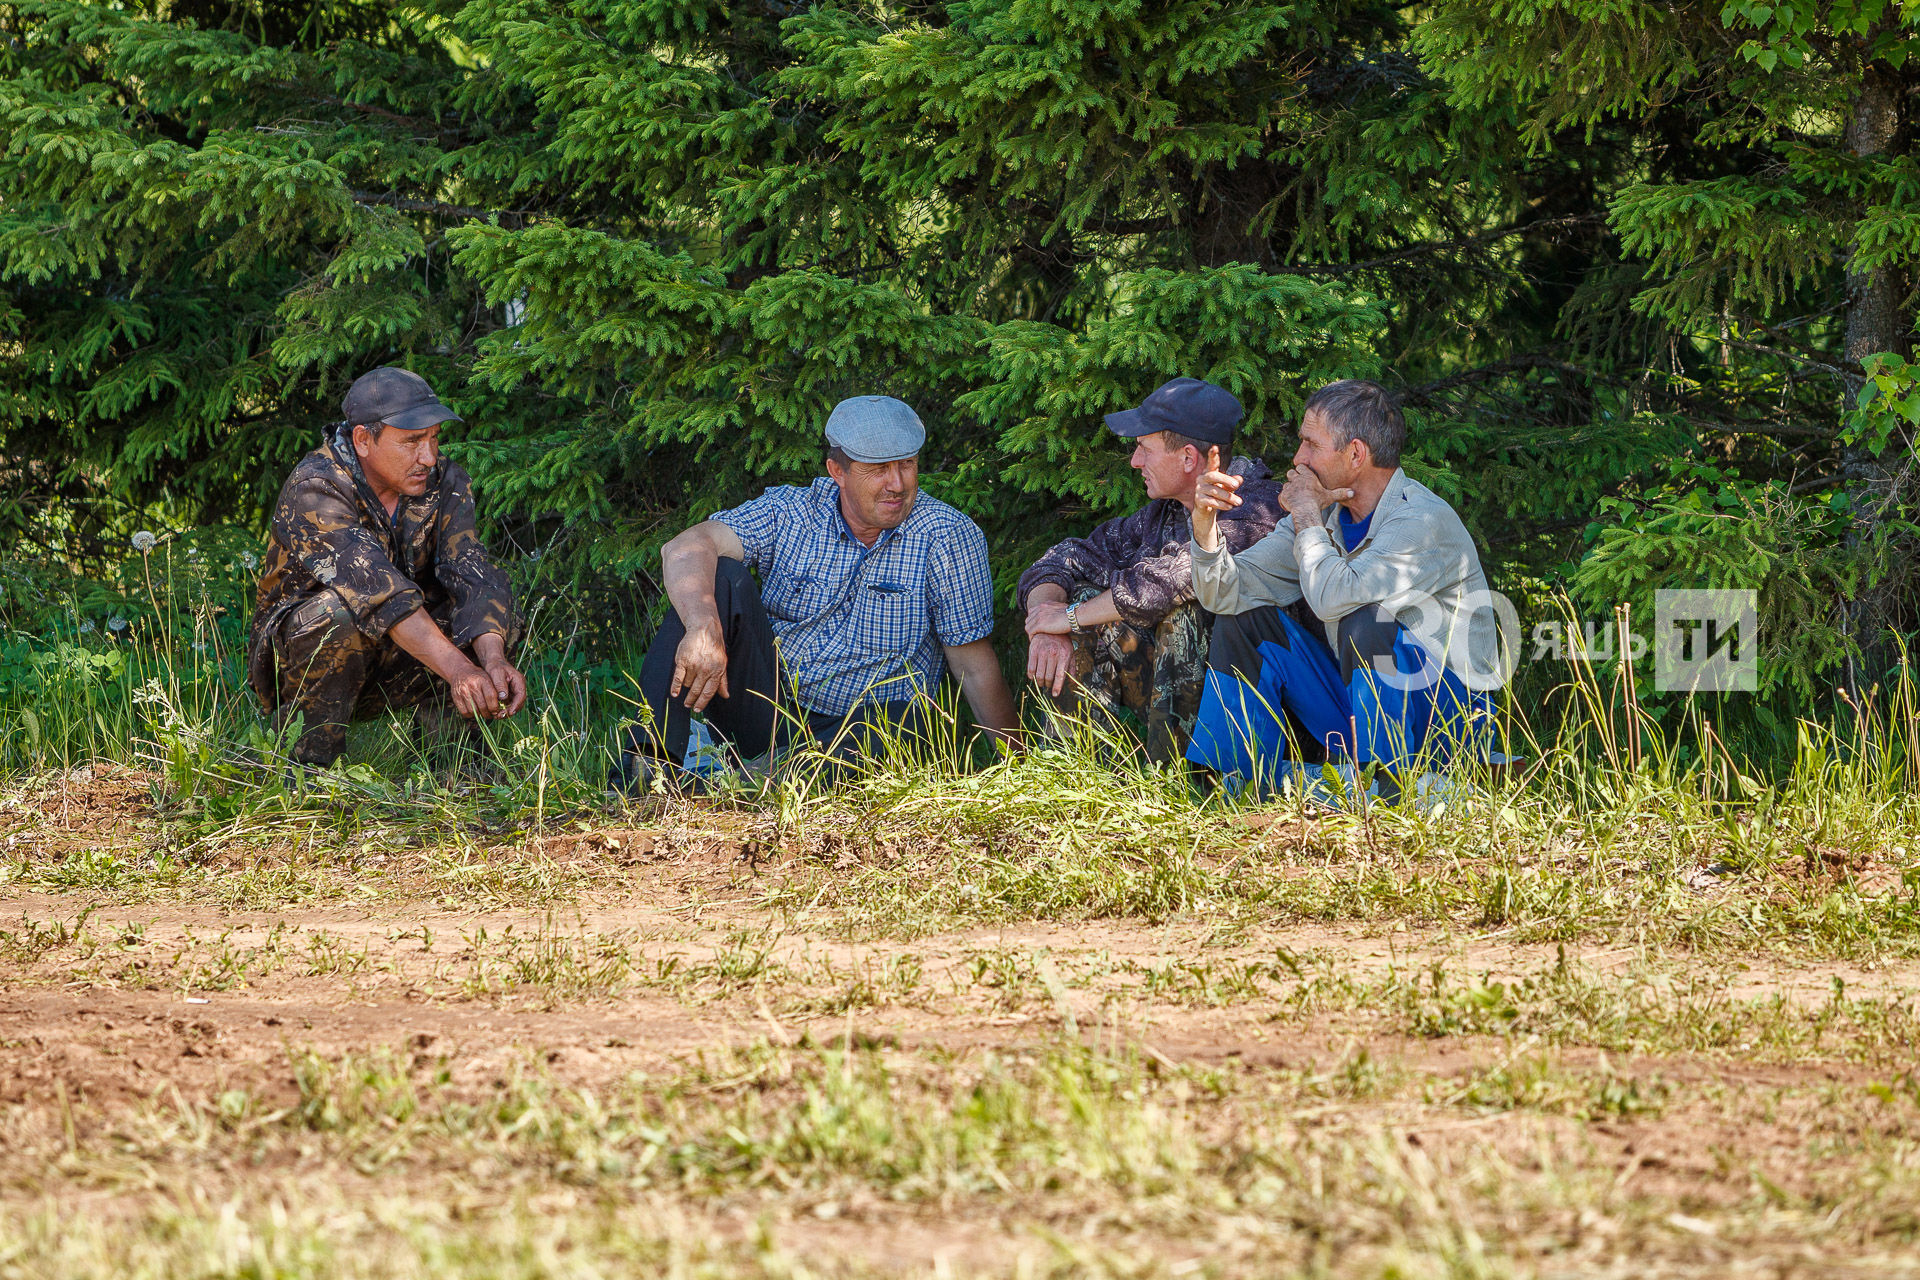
[[4, 769, 1920, 1277]]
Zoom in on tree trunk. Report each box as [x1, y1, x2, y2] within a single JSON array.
[[1839, 60, 1913, 687], [1843, 64, 1910, 378]]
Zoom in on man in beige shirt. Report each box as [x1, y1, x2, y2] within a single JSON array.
[[1185, 380, 1503, 792]]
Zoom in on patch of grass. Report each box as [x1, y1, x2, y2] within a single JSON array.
[[456, 922, 637, 1004], [13, 1040, 1920, 1277]]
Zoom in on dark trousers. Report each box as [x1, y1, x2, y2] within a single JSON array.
[[1187, 602, 1487, 782], [629, 559, 923, 769], [261, 594, 470, 767]]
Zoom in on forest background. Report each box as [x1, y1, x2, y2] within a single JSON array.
[[3, 0, 1919, 766]]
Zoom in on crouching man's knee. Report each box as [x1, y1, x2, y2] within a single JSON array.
[[1336, 604, 1400, 684], [712, 556, 755, 594], [1205, 605, 1299, 682], [275, 594, 370, 676], [266, 594, 384, 762]]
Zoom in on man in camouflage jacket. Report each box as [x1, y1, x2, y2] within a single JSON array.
[[1019, 378, 1282, 762], [246, 367, 525, 767]]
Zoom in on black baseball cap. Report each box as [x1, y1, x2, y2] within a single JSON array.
[[1104, 377, 1243, 446], [341, 366, 462, 431]]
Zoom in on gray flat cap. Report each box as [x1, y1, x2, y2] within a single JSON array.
[[825, 395, 925, 464]]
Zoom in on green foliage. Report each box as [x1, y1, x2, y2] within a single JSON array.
[[1850, 351, 1920, 457], [0, 0, 1623, 583], [1572, 468, 1864, 697], [1422, 0, 1920, 696], [2, 0, 1917, 723]]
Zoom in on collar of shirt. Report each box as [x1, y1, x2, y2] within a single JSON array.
[[829, 483, 903, 551], [1314, 467, 1409, 553]]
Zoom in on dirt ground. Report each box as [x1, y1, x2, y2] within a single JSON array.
[[4, 768, 1920, 1277]]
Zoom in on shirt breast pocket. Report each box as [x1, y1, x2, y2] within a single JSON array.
[[851, 580, 925, 657], [766, 573, 834, 623]]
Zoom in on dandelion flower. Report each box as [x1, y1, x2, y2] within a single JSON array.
[[107, 615, 128, 633], [131, 531, 157, 553], [241, 552, 259, 571]]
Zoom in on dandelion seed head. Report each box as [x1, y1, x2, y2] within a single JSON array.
[[107, 616, 128, 633], [79, 620, 96, 635], [131, 531, 157, 553], [241, 552, 259, 571]]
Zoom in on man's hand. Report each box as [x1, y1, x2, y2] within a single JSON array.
[[1192, 446, 1243, 552], [1195, 446, 1244, 514], [473, 634, 527, 719], [1281, 465, 1352, 526], [670, 620, 730, 712], [1027, 632, 1075, 697], [392, 611, 521, 722], [447, 665, 505, 721], [1025, 599, 1072, 636]]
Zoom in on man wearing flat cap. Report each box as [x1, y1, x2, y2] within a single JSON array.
[[1018, 377, 1283, 762], [247, 366, 525, 767], [620, 395, 1018, 785]]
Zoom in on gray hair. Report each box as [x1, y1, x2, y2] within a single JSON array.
[[1302, 380, 1404, 469]]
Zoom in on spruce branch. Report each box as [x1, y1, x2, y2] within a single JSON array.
[[349, 190, 529, 225]]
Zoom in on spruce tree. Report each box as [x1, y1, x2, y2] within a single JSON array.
[[1421, 0, 1920, 688], [4, 0, 1608, 591], [15, 0, 1862, 702]]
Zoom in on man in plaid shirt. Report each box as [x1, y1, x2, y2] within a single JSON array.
[[619, 396, 1018, 786]]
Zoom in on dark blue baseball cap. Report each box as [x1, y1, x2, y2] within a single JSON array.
[[342, 366, 462, 431], [1104, 377, 1243, 446]]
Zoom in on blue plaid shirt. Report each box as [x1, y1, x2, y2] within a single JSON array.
[[713, 479, 996, 716]]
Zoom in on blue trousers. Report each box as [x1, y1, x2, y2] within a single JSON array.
[[1185, 603, 1488, 784]]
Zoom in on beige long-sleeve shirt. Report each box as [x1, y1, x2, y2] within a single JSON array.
[[1190, 468, 1505, 688]]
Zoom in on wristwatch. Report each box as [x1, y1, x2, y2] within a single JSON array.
[[1066, 603, 1084, 634]]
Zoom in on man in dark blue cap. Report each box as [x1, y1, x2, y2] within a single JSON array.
[[618, 394, 1019, 789], [247, 366, 524, 767], [1017, 377, 1283, 762]]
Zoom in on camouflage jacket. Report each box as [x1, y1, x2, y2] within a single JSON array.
[[1017, 457, 1282, 630], [247, 428, 515, 686]]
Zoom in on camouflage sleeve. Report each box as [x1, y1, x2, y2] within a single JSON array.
[[273, 473, 425, 641], [1109, 499, 1281, 628], [1016, 536, 1106, 612], [1109, 547, 1196, 629], [1016, 506, 1152, 611], [434, 465, 516, 648]]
